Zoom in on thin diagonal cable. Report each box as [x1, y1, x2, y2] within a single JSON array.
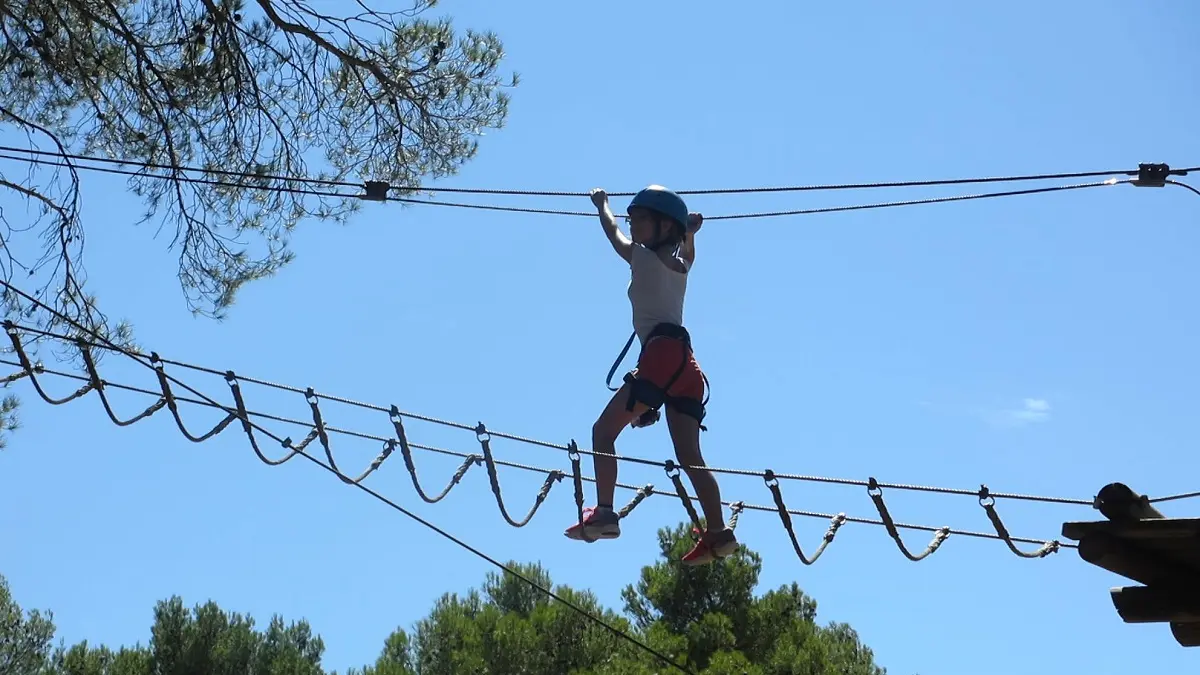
[[0, 143, 1193, 196], [0, 354, 1072, 552], [0, 151, 360, 200], [1149, 490, 1200, 504], [0, 337, 692, 671], [705, 179, 1130, 220], [0, 151, 1154, 223], [1165, 179, 1200, 198], [5, 318, 1097, 508]]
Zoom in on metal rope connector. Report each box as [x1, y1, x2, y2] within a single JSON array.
[[1132, 163, 1172, 188], [363, 180, 391, 201]]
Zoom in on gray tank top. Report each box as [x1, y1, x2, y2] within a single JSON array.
[[627, 243, 689, 344]]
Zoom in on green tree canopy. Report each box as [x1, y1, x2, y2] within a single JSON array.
[[1, 522, 887, 675], [0, 574, 56, 675], [0, 0, 517, 447]]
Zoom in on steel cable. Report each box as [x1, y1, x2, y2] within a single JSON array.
[[0, 150, 1178, 223], [1, 143, 1193, 196]]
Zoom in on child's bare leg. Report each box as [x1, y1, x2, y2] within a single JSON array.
[[564, 383, 646, 541], [665, 407, 726, 532], [591, 382, 647, 505]]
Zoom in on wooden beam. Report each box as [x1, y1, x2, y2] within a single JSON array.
[[1170, 622, 1200, 647], [1111, 586, 1200, 624], [1076, 532, 1192, 586], [1062, 517, 1200, 543]]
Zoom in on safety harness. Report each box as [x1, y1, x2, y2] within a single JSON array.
[[605, 322, 709, 431]]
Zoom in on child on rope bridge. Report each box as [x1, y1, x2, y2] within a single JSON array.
[[564, 185, 738, 565]]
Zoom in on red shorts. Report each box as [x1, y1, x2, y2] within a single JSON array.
[[629, 335, 706, 403]]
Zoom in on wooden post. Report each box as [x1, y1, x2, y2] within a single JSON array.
[[1095, 482, 1164, 522]]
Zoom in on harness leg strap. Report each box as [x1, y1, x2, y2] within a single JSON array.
[[622, 371, 665, 428], [623, 371, 666, 410]]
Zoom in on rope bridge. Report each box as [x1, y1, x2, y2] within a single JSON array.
[[3, 318, 1120, 565]]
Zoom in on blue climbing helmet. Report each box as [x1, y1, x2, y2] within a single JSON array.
[[628, 185, 689, 235]]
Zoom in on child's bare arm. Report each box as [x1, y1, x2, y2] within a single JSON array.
[[679, 213, 702, 267], [591, 188, 632, 262]]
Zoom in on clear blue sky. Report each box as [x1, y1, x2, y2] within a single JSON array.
[[2, 1, 1199, 673]]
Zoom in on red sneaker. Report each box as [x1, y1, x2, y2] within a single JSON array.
[[564, 506, 621, 542], [681, 528, 738, 566]]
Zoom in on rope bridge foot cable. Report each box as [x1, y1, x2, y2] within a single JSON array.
[[764, 470, 845, 565]]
